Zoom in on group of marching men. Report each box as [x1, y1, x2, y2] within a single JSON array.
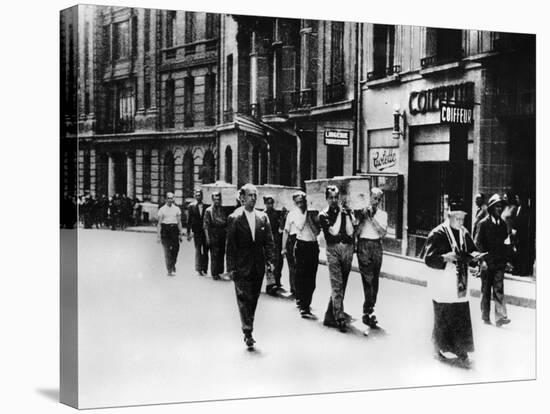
[[157, 183, 388, 349], [157, 183, 514, 362]]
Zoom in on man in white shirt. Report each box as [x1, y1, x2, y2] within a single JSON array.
[[226, 184, 275, 349], [157, 192, 184, 276], [284, 192, 320, 318], [356, 187, 388, 330], [281, 191, 305, 300]]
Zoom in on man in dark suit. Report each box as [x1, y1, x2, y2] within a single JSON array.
[[226, 184, 275, 349], [186, 189, 209, 276], [475, 193, 511, 327]]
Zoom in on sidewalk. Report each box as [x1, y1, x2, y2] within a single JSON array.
[[125, 225, 536, 309]]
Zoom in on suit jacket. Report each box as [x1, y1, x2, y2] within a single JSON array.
[[226, 209, 275, 279], [187, 202, 207, 235], [474, 215, 509, 270], [203, 205, 228, 242]]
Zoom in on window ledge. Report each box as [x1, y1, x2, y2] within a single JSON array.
[[420, 61, 463, 76], [365, 74, 401, 88]]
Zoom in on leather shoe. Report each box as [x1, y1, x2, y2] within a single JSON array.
[[244, 334, 255, 348], [483, 319, 492, 325], [337, 320, 347, 333], [496, 317, 511, 327]]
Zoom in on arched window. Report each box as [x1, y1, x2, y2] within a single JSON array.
[[225, 146, 233, 183], [182, 150, 194, 198], [201, 150, 216, 184], [163, 151, 175, 196]]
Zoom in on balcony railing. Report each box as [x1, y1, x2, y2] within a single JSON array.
[[223, 109, 234, 123], [367, 65, 402, 81], [290, 89, 317, 109], [324, 82, 346, 104], [421, 51, 463, 68], [263, 97, 285, 115]]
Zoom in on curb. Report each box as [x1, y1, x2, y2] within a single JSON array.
[[125, 227, 536, 309]]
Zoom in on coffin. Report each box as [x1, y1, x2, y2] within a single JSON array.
[[201, 181, 239, 207], [255, 184, 302, 210], [304, 176, 371, 211]]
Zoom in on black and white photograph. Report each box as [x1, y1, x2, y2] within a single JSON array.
[[57, 2, 540, 409], [4, 0, 545, 413]]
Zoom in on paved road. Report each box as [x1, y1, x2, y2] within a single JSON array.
[[76, 229, 536, 409]]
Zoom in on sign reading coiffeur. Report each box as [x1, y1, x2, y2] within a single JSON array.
[[440, 103, 474, 125], [369, 148, 399, 173]]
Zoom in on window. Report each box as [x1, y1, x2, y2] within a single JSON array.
[[102, 25, 111, 61], [144, 81, 151, 109], [185, 12, 195, 44], [144, 9, 150, 52], [370, 24, 396, 80], [131, 15, 138, 57], [204, 73, 216, 126], [166, 11, 176, 48], [113, 21, 130, 60], [183, 151, 194, 198], [117, 84, 135, 132], [205, 13, 219, 39], [225, 146, 233, 183], [330, 22, 344, 85], [326, 21, 345, 103], [422, 28, 463, 67], [184, 75, 194, 127], [225, 54, 233, 111], [142, 152, 151, 199], [165, 79, 175, 128]]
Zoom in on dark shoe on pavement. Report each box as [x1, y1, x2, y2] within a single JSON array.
[[323, 318, 338, 328], [483, 319, 492, 325], [212, 274, 221, 280], [496, 317, 511, 327], [337, 320, 348, 333], [363, 314, 379, 329], [300, 308, 315, 319], [244, 334, 255, 349]]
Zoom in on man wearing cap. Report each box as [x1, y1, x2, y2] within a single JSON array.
[[264, 195, 283, 295], [226, 184, 275, 349], [355, 187, 388, 331], [319, 185, 356, 333], [187, 189, 209, 276], [281, 192, 303, 300], [424, 198, 481, 363], [283, 191, 321, 318], [157, 192, 184, 276], [203, 192, 228, 280], [475, 194, 512, 327]]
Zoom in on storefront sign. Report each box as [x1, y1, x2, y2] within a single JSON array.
[[440, 103, 474, 125], [409, 82, 474, 115], [324, 129, 350, 146], [369, 148, 399, 173]]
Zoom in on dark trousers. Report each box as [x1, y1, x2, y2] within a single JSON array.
[[324, 243, 354, 324], [273, 237, 283, 286], [161, 224, 180, 273], [234, 269, 263, 333], [209, 233, 226, 277], [194, 233, 209, 273], [294, 240, 319, 311], [285, 235, 297, 293], [480, 267, 507, 321], [357, 239, 383, 320]]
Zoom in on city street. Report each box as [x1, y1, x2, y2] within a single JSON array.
[[77, 229, 536, 409]]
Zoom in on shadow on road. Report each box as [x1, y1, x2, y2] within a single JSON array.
[[36, 388, 59, 402]]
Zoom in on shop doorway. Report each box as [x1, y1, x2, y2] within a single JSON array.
[[327, 144, 344, 178]]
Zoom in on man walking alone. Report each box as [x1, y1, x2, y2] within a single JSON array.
[[157, 192, 184, 276]]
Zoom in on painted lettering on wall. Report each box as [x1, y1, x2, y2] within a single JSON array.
[[369, 148, 399, 173]]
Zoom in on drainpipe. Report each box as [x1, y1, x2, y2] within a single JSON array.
[[353, 22, 362, 175]]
